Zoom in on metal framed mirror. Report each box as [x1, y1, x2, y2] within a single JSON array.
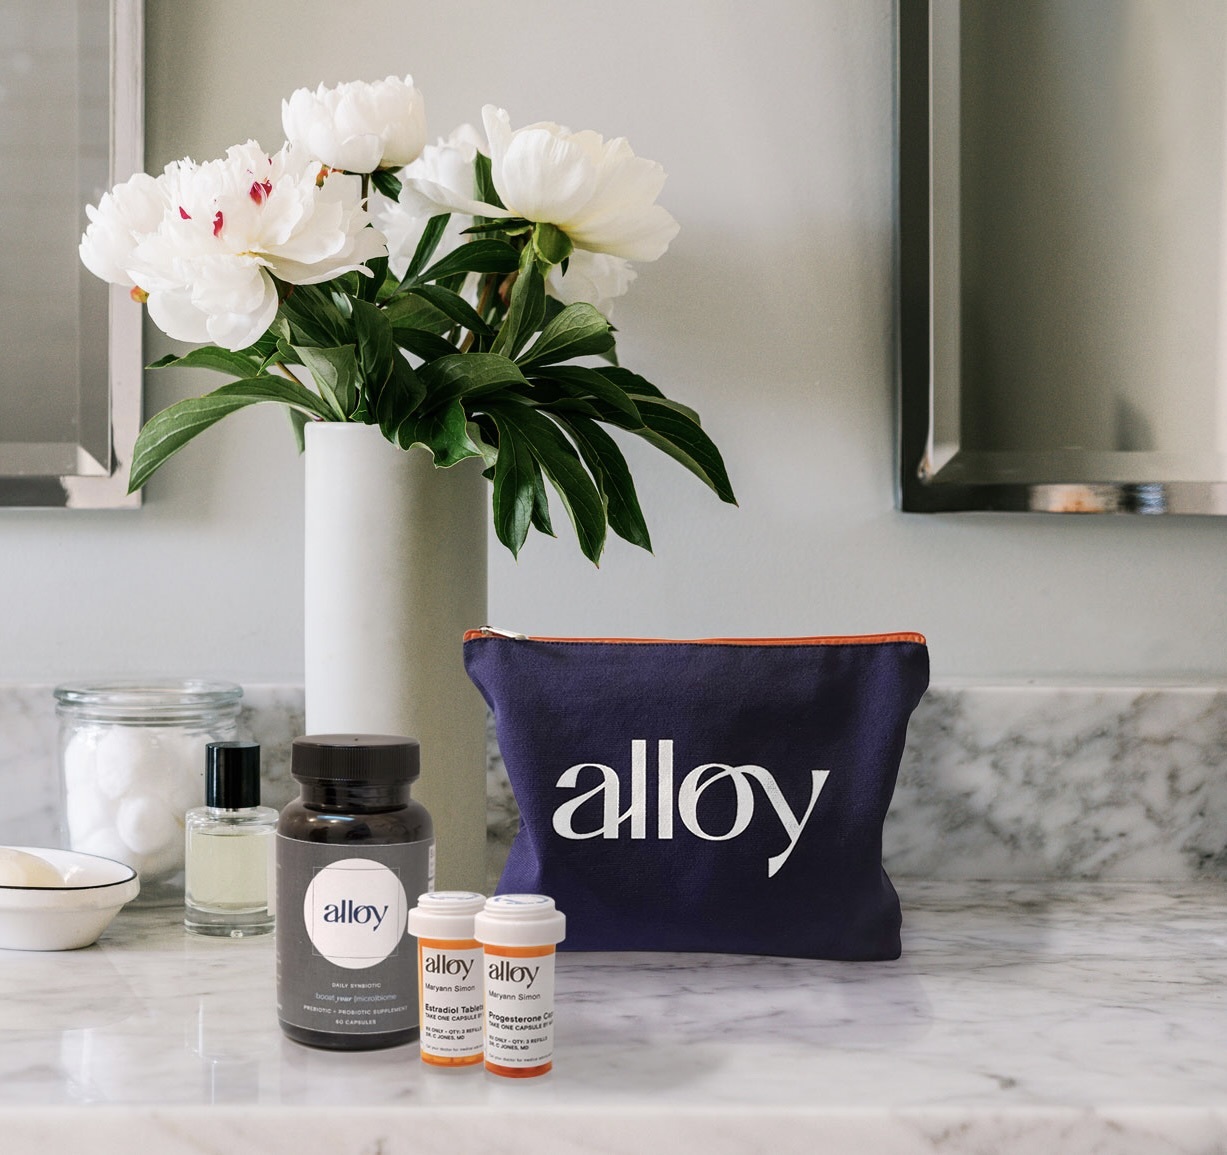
[[0, 0, 142, 508], [899, 0, 1227, 514]]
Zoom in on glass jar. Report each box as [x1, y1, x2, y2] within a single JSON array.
[[54, 680, 243, 905]]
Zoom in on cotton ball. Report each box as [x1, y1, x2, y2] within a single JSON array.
[[115, 795, 180, 858], [139, 832, 184, 878], [63, 728, 118, 844], [146, 729, 208, 813], [62, 727, 103, 795], [93, 726, 151, 800], [65, 778, 116, 843], [77, 827, 139, 872], [0, 847, 65, 887]]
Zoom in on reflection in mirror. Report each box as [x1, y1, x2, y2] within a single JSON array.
[[899, 0, 1227, 513], [0, 0, 141, 508]]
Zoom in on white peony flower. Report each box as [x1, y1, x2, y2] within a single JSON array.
[[375, 123, 484, 279], [79, 172, 168, 288], [82, 140, 387, 350], [282, 76, 427, 174], [546, 250, 637, 316], [404, 106, 679, 263]]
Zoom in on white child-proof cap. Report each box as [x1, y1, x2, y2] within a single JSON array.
[[473, 893, 566, 948], [407, 890, 486, 939]]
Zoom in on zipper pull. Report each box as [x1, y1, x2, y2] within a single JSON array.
[[477, 625, 528, 640]]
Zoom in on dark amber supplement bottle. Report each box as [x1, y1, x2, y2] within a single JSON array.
[[276, 734, 434, 1050]]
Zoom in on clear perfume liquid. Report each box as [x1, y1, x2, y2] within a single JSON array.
[[184, 807, 277, 937]]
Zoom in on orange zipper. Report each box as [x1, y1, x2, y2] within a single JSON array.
[[464, 627, 926, 646]]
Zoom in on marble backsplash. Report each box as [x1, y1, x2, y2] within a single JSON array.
[[2, 683, 1225, 882]]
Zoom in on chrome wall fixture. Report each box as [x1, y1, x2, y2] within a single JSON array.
[[899, 0, 1227, 514], [0, 0, 143, 508]]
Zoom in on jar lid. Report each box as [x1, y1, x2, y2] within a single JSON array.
[[407, 891, 486, 940], [474, 894, 566, 948], [291, 734, 421, 784], [53, 679, 243, 723]]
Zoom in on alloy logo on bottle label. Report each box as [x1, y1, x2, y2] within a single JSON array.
[[423, 953, 475, 979], [487, 960, 540, 988], [322, 899, 390, 929], [303, 858, 408, 970], [551, 739, 829, 877]]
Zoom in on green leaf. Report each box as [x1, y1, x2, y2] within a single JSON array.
[[350, 299, 396, 392], [293, 344, 361, 420], [391, 326, 459, 361], [529, 455, 555, 537], [532, 222, 573, 266], [243, 330, 281, 361], [553, 412, 652, 551], [398, 399, 485, 466], [487, 411, 536, 558], [382, 292, 453, 334], [600, 365, 668, 400], [287, 406, 309, 454], [375, 352, 426, 443], [274, 339, 302, 368], [147, 346, 261, 378], [460, 218, 532, 238], [357, 255, 389, 304], [484, 400, 607, 563], [279, 283, 353, 347], [623, 398, 737, 504], [401, 214, 451, 284], [473, 153, 505, 211], [629, 392, 702, 425], [408, 284, 492, 337], [532, 365, 642, 425], [371, 168, 403, 201], [517, 303, 616, 368], [128, 377, 330, 492], [491, 246, 546, 360], [269, 315, 293, 344], [414, 239, 519, 284], [419, 353, 530, 411]]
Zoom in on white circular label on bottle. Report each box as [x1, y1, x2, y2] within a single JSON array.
[[302, 858, 409, 970]]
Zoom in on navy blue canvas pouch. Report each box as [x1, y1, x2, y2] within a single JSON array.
[[463, 630, 929, 960]]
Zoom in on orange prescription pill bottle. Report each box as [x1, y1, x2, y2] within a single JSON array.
[[473, 894, 566, 1078], [406, 891, 487, 1067]]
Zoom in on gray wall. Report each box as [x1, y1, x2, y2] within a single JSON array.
[[1, 0, 1225, 684]]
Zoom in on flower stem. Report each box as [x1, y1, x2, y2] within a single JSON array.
[[270, 360, 308, 389], [459, 273, 500, 353]]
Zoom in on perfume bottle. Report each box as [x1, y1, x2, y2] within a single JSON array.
[[185, 741, 277, 938]]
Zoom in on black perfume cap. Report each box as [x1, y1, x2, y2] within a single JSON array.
[[206, 741, 261, 809]]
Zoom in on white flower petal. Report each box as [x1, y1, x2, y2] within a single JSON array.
[[547, 250, 636, 317], [145, 288, 212, 345], [399, 176, 504, 220], [283, 76, 426, 173], [202, 276, 279, 351], [477, 106, 679, 263], [498, 128, 598, 223], [78, 172, 167, 287]]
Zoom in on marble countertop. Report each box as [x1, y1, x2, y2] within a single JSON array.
[[2, 881, 1225, 1154]]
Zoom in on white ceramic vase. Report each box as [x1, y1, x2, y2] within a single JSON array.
[[303, 422, 488, 892]]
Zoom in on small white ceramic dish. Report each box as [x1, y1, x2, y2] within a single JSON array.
[[0, 846, 140, 950]]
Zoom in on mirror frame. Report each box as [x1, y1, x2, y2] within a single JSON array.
[[897, 0, 1227, 515], [0, 0, 143, 509]]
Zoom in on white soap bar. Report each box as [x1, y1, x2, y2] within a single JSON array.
[[0, 847, 65, 887]]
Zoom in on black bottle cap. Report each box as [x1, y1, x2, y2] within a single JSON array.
[[206, 741, 261, 809], [291, 734, 420, 785]]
